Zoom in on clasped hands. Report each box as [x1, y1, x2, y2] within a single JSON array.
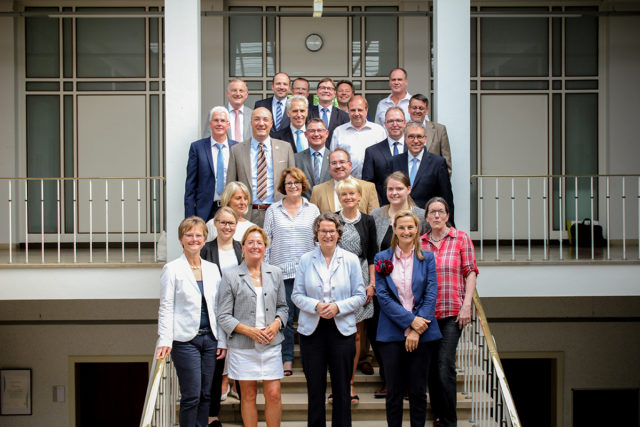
[[405, 316, 431, 353], [248, 320, 280, 345], [315, 302, 339, 319]]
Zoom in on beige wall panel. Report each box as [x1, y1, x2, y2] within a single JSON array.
[[280, 17, 348, 77], [480, 94, 549, 239], [77, 95, 147, 233]]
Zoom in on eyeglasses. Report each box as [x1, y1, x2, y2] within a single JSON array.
[[306, 129, 326, 134], [215, 220, 237, 227], [406, 134, 426, 141], [318, 229, 337, 235], [285, 181, 303, 187], [317, 86, 335, 91], [183, 233, 204, 240], [385, 119, 406, 124], [428, 209, 447, 216]]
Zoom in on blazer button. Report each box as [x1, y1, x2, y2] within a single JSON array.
[[266, 308, 269, 311]]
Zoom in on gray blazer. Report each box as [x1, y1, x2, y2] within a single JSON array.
[[294, 148, 332, 200], [202, 105, 253, 142], [217, 261, 288, 349]]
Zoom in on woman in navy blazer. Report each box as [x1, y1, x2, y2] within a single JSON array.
[[374, 210, 441, 427], [156, 217, 227, 427]]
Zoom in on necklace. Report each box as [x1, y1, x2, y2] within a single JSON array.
[[190, 265, 201, 270], [430, 228, 449, 243]]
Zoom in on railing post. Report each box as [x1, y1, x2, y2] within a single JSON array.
[[590, 176, 594, 260], [543, 177, 548, 261], [73, 179, 77, 263], [40, 179, 44, 264], [153, 179, 158, 263], [527, 178, 531, 261], [137, 180, 142, 263], [89, 180, 93, 263], [559, 176, 564, 260], [57, 179, 61, 263], [606, 177, 611, 260], [105, 180, 110, 263], [622, 177, 627, 260], [8, 180, 12, 264], [24, 180, 28, 264], [495, 179, 499, 261], [121, 179, 125, 263], [574, 177, 578, 260], [511, 178, 515, 261]]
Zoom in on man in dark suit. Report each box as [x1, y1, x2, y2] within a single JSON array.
[[389, 121, 454, 222], [295, 118, 332, 200], [273, 95, 309, 154], [185, 106, 238, 221], [409, 93, 452, 175], [227, 107, 296, 226], [362, 106, 407, 205], [254, 72, 291, 137], [307, 77, 349, 146]]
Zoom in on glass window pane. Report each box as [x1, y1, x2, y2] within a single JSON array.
[[552, 93, 562, 229], [471, 17, 477, 77], [76, 14, 145, 77], [63, 18, 72, 77], [26, 11, 59, 78], [266, 7, 276, 77], [565, 93, 598, 221], [26, 96, 60, 233], [365, 80, 391, 90], [352, 8, 362, 77], [77, 82, 146, 91], [470, 93, 478, 231], [26, 82, 60, 91], [149, 18, 159, 78], [481, 10, 548, 77], [365, 7, 398, 77], [367, 94, 387, 117], [64, 95, 73, 232], [229, 7, 262, 77], [565, 8, 598, 76], [566, 80, 598, 90], [552, 17, 562, 77], [481, 81, 549, 90]]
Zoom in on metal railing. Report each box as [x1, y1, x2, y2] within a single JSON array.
[[0, 177, 165, 264], [140, 289, 521, 427], [472, 174, 640, 262], [140, 354, 179, 427], [458, 290, 521, 427]]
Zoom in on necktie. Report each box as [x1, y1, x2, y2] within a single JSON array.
[[313, 151, 321, 182], [234, 109, 242, 141], [409, 157, 419, 186], [295, 129, 303, 152], [393, 141, 399, 156], [216, 143, 225, 195], [321, 108, 329, 128], [257, 142, 267, 201], [275, 101, 283, 130]]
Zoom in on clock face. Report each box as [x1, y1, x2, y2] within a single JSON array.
[[305, 33, 324, 52]]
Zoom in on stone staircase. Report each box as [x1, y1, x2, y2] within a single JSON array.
[[219, 346, 486, 426]]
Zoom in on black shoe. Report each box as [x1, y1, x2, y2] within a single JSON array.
[[209, 419, 222, 427]]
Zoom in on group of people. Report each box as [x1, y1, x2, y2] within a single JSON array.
[[157, 68, 478, 427]]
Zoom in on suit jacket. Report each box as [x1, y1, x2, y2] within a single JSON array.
[[310, 177, 379, 214], [185, 137, 239, 221], [362, 138, 400, 205], [254, 97, 290, 137], [272, 126, 302, 154], [425, 121, 452, 176], [295, 148, 332, 200], [390, 151, 454, 222], [217, 261, 289, 349], [226, 138, 296, 220], [292, 246, 366, 336], [200, 239, 243, 275], [157, 255, 226, 349], [308, 105, 350, 147], [374, 248, 442, 343]]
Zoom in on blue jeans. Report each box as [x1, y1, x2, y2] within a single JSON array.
[[428, 317, 461, 427], [282, 278, 298, 363], [172, 333, 218, 427]]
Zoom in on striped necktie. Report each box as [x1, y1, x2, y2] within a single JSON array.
[[321, 107, 329, 128], [295, 129, 303, 152], [257, 142, 268, 201], [234, 109, 242, 141], [313, 151, 321, 182], [215, 143, 225, 195], [409, 157, 419, 186], [275, 101, 283, 130]]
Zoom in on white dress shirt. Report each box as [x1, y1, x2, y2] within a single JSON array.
[[290, 124, 308, 151], [374, 92, 412, 128], [387, 136, 405, 155]]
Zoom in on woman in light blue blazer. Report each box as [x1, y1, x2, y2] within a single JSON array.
[[292, 212, 366, 427], [156, 217, 227, 427], [374, 210, 442, 427], [217, 225, 288, 427]]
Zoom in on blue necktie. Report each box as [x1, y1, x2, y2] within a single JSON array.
[[275, 101, 283, 130], [313, 151, 321, 182], [216, 143, 225, 195], [322, 108, 329, 128], [295, 129, 303, 152], [393, 141, 399, 156], [409, 157, 418, 186]]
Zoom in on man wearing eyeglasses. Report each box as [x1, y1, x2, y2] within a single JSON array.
[[362, 107, 408, 205], [409, 93, 452, 176], [307, 77, 350, 146], [295, 118, 333, 200], [310, 148, 379, 214], [389, 121, 454, 222]]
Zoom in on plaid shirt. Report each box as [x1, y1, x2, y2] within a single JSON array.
[[421, 227, 479, 319]]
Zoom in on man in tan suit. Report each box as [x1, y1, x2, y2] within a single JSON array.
[[409, 93, 452, 175], [227, 107, 295, 226], [310, 148, 379, 214]]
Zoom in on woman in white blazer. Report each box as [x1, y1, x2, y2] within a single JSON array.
[[292, 212, 366, 427], [156, 217, 227, 427], [217, 225, 288, 427]]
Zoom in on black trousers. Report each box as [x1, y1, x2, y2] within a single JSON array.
[[428, 317, 461, 427], [365, 295, 385, 384], [300, 318, 356, 427], [208, 356, 225, 417], [378, 340, 434, 427]]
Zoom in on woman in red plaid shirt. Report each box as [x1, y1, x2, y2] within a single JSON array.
[[421, 197, 479, 427]]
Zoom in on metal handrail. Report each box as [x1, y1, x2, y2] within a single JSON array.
[[140, 356, 166, 427], [472, 289, 521, 426]]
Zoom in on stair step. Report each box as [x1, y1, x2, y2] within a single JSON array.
[[223, 421, 479, 427]]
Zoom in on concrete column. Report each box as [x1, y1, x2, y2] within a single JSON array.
[[165, 0, 201, 260], [433, 0, 470, 232]]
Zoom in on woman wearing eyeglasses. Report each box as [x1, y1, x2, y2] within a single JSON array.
[[421, 197, 478, 427], [263, 167, 320, 376]]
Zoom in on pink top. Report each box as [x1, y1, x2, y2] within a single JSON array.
[[390, 246, 415, 336]]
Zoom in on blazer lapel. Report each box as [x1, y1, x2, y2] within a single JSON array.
[[237, 263, 257, 295], [179, 254, 199, 292], [202, 261, 218, 310], [203, 139, 215, 176], [425, 122, 437, 153], [411, 254, 424, 306], [412, 151, 432, 188]]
